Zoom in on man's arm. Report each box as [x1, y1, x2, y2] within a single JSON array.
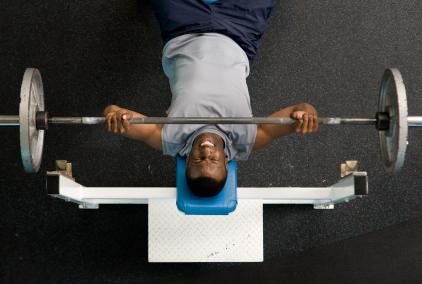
[[253, 103, 318, 151], [103, 105, 162, 150]]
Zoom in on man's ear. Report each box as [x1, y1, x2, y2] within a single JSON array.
[[225, 155, 229, 171]]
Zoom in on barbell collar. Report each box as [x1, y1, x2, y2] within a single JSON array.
[[375, 112, 390, 131], [36, 111, 49, 130]]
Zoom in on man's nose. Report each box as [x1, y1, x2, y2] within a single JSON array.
[[200, 147, 212, 158]]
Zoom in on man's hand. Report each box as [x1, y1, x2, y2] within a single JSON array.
[[253, 102, 319, 151], [290, 103, 318, 134], [103, 105, 133, 134], [102, 105, 162, 150]]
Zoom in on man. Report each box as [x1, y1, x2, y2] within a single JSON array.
[[103, 0, 318, 197]]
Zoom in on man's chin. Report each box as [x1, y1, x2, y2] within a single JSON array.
[[194, 133, 222, 147]]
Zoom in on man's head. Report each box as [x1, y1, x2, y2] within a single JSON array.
[[186, 132, 228, 197]]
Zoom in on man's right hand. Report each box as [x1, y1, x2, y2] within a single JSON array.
[[103, 105, 133, 134]]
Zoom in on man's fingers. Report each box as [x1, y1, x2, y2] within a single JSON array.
[[302, 113, 309, 134], [292, 111, 304, 133], [104, 110, 132, 135], [116, 112, 124, 134], [122, 118, 130, 132], [308, 114, 314, 133], [291, 106, 319, 135], [311, 114, 319, 133], [291, 111, 320, 134], [122, 113, 132, 130], [104, 111, 132, 135], [112, 115, 118, 133], [119, 112, 132, 134], [106, 113, 114, 133], [304, 114, 319, 134], [118, 117, 125, 134], [314, 115, 319, 132], [295, 119, 303, 133]]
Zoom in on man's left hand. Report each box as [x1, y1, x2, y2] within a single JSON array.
[[290, 103, 319, 134]]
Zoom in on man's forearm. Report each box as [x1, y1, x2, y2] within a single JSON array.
[[253, 103, 318, 151], [261, 105, 297, 139], [253, 105, 296, 151], [121, 112, 153, 140]]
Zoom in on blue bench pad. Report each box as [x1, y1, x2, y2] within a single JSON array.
[[176, 155, 237, 215]]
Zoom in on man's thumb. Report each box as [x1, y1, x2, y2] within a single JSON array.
[[122, 113, 133, 120], [291, 111, 305, 119]]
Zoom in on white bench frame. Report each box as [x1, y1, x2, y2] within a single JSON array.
[[46, 161, 368, 210]]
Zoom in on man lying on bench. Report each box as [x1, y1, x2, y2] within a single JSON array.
[[103, 0, 318, 198]]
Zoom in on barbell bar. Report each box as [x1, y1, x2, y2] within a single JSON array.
[[1, 115, 422, 126], [0, 115, 382, 126], [0, 115, 422, 126], [1, 68, 420, 174], [2, 115, 422, 126]]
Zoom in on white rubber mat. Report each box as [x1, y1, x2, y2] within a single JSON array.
[[148, 199, 263, 262]]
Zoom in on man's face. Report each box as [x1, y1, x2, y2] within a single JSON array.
[[187, 132, 228, 181]]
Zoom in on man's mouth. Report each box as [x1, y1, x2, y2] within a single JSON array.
[[200, 141, 215, 148]]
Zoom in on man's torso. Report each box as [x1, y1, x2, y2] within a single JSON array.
[[161, 33, 257, 160]]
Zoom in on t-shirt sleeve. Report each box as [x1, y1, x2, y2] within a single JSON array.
[[161, 126, 182, 157]]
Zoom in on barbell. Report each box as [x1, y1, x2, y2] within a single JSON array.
[[1, 68, 421, 174]]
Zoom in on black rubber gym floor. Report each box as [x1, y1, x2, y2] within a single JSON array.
[[0, 0, 421, 283]]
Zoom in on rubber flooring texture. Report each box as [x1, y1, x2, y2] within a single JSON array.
[[168, 217, 422, 284], [0, 0, 421, 283]]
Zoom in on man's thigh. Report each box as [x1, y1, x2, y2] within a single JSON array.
[[149, 0, 278, 59], [212, 0, 277, 59], [213, 0, 277, 35]]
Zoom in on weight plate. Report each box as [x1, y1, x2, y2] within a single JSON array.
[[19, 68, 45, 173], [378, 68, 408, 174]]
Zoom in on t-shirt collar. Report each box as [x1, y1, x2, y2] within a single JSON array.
[[179, 125, 231, 159]]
